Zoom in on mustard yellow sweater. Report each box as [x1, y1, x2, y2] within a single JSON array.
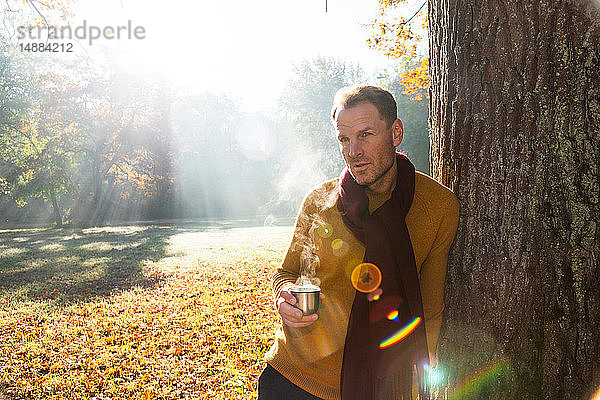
[[264, 171, 459, 400]]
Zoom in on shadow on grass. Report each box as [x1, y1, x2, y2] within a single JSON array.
[[0, 225, 208, 303], [0, 218, 293, 305]]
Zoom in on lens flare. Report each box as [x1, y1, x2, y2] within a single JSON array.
[[379, 317, 421, 349], [331, 238, 343, 250], [423, 363, 444, 388], [372, 293, 381, 301], [331, 238, 349, 257], [350, 263, 382, 293], [316, 222, 333, 238], [345, 258, 362, 279], [451, 359, 511, 398], [386, 310, 399, 321], [370, 294, 403, 323]]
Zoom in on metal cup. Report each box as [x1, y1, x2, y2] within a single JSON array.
[[289, 285, 320, 315]]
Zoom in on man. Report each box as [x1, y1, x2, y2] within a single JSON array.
[[258, 86, 459, 400]]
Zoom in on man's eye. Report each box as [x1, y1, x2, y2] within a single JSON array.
[[338, 137, 349, 143], [361, 131, 373, 137]]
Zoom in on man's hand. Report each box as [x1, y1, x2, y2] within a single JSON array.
[[276, 289, 321, 328]]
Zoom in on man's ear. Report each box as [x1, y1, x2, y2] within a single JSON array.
[[392, 119, 403, 147]]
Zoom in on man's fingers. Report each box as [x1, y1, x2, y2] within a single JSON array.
[[284, 321, 315, 328], [279, 290, 296, 305], [278, 302, 319, 326], [278, 301, 303, 320], [282, 313, 318, 328], [276, 289, 319, 327]]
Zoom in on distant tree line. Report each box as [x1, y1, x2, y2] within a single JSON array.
[[0, 45, 429, 228]]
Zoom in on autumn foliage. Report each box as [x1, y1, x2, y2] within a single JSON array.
[[367, 0, 429, 98], [0, 225, 286, 399], [399, 57, 429, 100]]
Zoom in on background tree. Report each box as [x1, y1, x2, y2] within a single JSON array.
[[69, 68, 178, 226], [0, 45, 82, 227], [427, 1, 600, 399], [0, 44, 37, 222], [279, 57, 363, 177], [377, 65, 430, 173], [172, 92, 246, 218], [270, 57, 363, 214]]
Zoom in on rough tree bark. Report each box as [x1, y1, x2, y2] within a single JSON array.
[[428, 1, 600, 399]]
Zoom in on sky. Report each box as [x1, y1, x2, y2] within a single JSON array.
[[63, 0, 407, 111]]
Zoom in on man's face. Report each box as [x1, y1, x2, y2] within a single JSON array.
[[334, 101, 403, 191]]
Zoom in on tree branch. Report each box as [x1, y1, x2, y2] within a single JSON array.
[[405, 1, 427, 26], [24, 0, 50, 44], [380, 1, 427, 30]]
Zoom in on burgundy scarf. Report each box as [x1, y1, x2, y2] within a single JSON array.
[[337, 152, 429, 399]]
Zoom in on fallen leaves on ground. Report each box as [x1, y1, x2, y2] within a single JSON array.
[[0, 225, 291, 399]]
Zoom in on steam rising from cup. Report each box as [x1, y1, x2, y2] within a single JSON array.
[[291, 187, 336, 289]]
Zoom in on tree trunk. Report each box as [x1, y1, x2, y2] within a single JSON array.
[[48, 188, 62, 228], [428, 1, 600, 399]]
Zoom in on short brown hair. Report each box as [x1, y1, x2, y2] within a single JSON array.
[[330, 85, 397, 128]]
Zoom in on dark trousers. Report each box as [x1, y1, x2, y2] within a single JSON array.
[[257, 364, 325, 400]]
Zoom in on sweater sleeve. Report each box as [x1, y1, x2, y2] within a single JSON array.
[[419, 192, 459, 361], [272, 193, 317, 300]]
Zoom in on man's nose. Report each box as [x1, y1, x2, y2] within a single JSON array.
[[348, 140, 363, 158]]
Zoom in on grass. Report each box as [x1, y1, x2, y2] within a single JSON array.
[[0, 223, 293, 399]]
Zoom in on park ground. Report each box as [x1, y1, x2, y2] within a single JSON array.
[[0, 223, 292, 399]]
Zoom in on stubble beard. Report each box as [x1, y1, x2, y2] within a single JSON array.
[[352, 153, 396, 188]]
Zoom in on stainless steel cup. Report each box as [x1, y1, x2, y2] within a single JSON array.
[[289, 285, 320, 315]]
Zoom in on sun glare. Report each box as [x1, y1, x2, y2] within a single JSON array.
[[69, 0, 390, 111]]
